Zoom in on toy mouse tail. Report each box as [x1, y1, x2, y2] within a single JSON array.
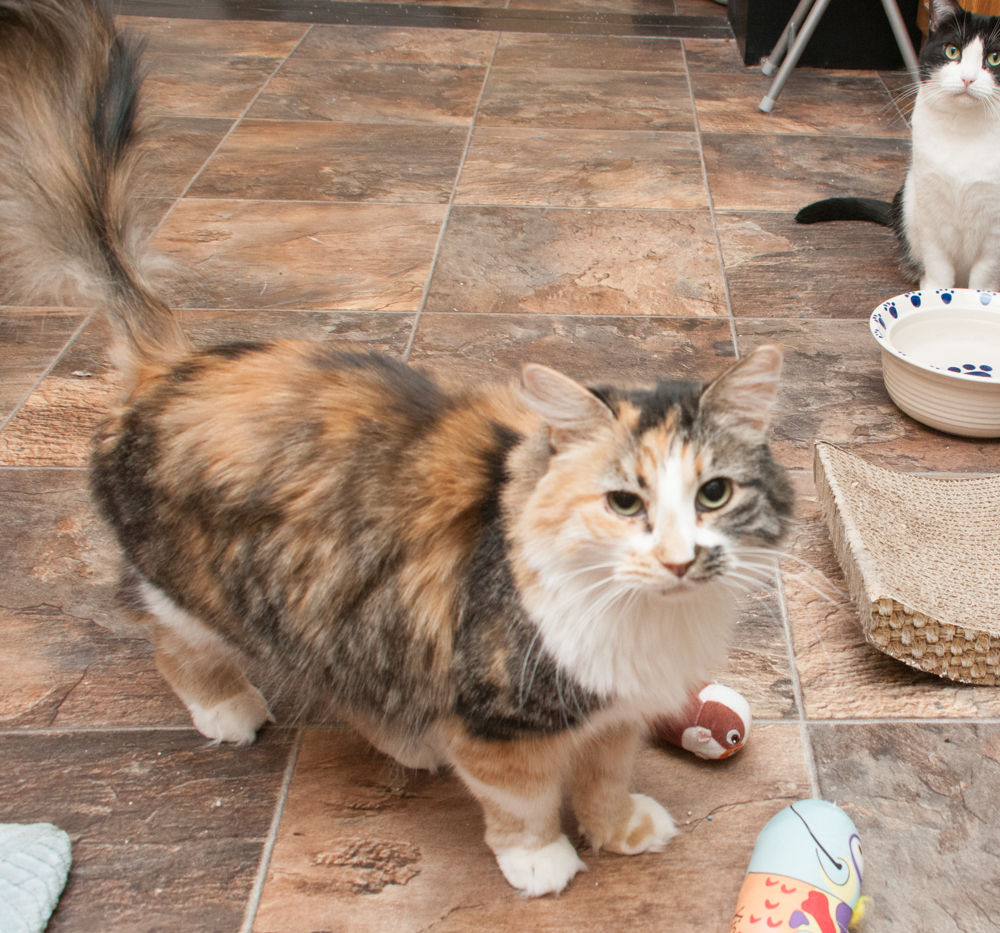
[[849, 896, 872, 930]]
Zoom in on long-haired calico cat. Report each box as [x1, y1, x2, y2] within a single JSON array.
[[797, 0, 1000, 291], [0, 0, 793, 896]]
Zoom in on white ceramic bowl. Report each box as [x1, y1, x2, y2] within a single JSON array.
[[869, 289, 1000, 438]]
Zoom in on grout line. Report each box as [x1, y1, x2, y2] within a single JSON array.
[[402, 31, 502, 362], [775, 559, 822, 799], [239, 727, 303, 933], [679, 39, 739, 357], [149, 25, 315, 236], [6, 716, 999, 738], [0, 311, 96, 434]]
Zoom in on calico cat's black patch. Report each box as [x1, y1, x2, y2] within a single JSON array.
[[453, 515, 603, 741]]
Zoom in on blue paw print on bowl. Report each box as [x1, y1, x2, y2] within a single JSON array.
[[947, 364, 994, 378], [884, 301, 898, 319], [874, 313, 886, 328], [936, 289, 954, 305], [980, 291, 994, 306], [906, 292, 922, 307]]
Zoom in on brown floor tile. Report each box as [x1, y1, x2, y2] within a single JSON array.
[[424, 206, 726, 316], [188, 121, 465, 203], [455, 128, 707, 208], [409, 312, 735, 384], [142, 52, 282, 119], [253, 724, 808, 933], [152, 200, 444, 312], [0, 729, 294, 933], [478, 68, 694, 131], [702, 133, 908, 211], [683, 37, 757, 75], [812, 722, 1000, 932], [0, 468, 188, 729], [737, 319, 1000, 473], [0, 309, 86, 422], [675, 0, 729, 15], [248, 60, 486, 124], [493, 34, 684, 72], [0, 311, 415, 467], [507, 0, 675, 11], [724, 591, 797, 720], [139, 117, 234, 198], [782, 472, 1000, 720], [117, 15, 307, 57], [292, 25, 499, 64], [716, 211, 910, 319], [693, 72, 908, 137], [0, 321, 119, 468]]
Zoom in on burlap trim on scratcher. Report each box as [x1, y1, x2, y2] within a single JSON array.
[[813, 442, 1000, 686]]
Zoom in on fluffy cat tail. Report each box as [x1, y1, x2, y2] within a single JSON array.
[[795, 197, 892, 226], [0, 0, 189, 372]]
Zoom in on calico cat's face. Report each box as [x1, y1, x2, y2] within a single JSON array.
[[512, 346, 791, 606], [509, 347, 792, 707], [922, 0, 1000, 107]]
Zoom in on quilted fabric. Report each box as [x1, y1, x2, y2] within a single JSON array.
[[0, 824, 72, 933]]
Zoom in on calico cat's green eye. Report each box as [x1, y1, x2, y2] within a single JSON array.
[[607, 490, 644, 516], [696, 478, 732, 511], [988, 51, 1000, 66], [945, 45, 961, 60]]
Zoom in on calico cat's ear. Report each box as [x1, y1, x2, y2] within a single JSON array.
[[929, 0, 962, 29], [521, 363, 614, 447], [699, 345, 783, 433]]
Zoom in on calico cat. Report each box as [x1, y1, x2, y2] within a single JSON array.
[[0, 0, 793, 896], [796, 0, 1000, 291]]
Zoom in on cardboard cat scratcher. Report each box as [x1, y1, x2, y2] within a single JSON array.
[[814, 442, 1000, 686]]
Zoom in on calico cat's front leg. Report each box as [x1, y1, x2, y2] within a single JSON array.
[[444, 725, 586, 896], [571, 720, 678, 855]]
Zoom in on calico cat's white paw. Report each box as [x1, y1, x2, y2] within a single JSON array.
[[610, 794, 678, 855], [495, 835, 586, 897], [186, 686, 273, 746]]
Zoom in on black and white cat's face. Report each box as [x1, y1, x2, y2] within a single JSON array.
[[922, 0, 1000, 108]]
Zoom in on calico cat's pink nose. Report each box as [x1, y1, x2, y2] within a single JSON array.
[[663, 560, 694, 578]]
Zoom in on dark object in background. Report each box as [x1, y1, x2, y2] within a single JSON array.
[[729, 0, 922, 69]]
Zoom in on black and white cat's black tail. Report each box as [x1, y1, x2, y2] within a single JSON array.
[[796, 196, 893, 226], [0, 0, 189, 373]]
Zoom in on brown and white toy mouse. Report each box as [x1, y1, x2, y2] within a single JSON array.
[[651, 682, 751, 760]]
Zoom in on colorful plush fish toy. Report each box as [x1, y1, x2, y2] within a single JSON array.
[[730, 800, 866, 933], [651, 682, 751, 760]]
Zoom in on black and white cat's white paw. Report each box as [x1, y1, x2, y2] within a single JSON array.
[[495, 834, 587, 897], [608, 794, 678, 855], [184, 686, 274, 745]]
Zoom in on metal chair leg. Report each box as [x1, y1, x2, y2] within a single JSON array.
[[759, 0, 920, 113], [759, 0, 834, 113], [761, 0, 818, 77], [880, 0, 921, 82]]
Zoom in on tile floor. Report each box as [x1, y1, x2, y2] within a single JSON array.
[[1, 2, 998, 931]]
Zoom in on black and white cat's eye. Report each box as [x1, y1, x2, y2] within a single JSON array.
[[945, 44, 961, 60], [607, 490, 645, 517], [696, 478, 732, 511], [988, 51, 1000, 67]]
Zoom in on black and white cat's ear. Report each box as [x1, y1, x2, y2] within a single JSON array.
[[699, 344, 783, 433], [521, 363, 614, 446], [929, 0, 962, 30]]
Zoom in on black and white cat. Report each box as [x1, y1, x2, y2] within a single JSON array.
[[796, 0, 1000, 291]]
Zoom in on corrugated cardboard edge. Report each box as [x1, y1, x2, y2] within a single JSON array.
[[811, 442, 999, 686], [813, 442, 886, 635]]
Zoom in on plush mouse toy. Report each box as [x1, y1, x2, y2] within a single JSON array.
[[651, 682, 752, 760]]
